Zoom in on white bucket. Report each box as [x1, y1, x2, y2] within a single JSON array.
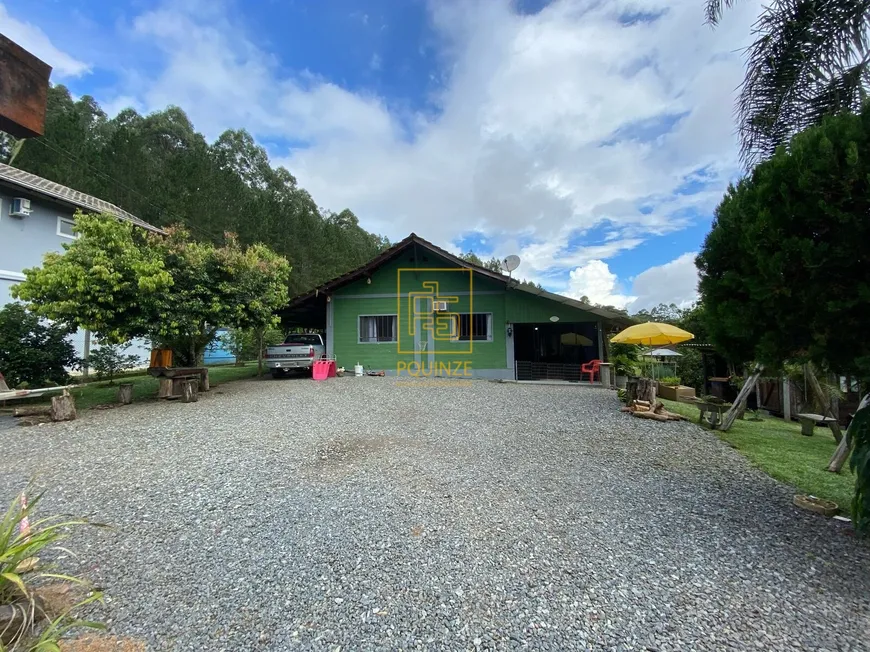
[[354, 364, 364, 377]]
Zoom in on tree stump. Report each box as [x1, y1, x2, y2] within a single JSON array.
[[50, 390, 76, 422], [158, 378, 173, 399], [118, 383, 134, 405], [181, 379, 198, 403], [626, 377, 656, 405]]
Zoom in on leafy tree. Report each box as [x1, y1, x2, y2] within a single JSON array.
[[6, 86, 388, 299], [707, 0, 870, 166], [698, 107, 870, 378], [518, 278, 544, 290], [0, 303, 79, 387], [219, 327, 283, 364], [89, 341, 142, 383], [13, 213, 292, 366], [631, 303, 686, 324], [460, 251, 504, 273], [697, 106, 870, 526]]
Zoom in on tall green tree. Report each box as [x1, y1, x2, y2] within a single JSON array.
[[696, 106, 870, 526], [707, 0, 870, 165], [6, 86, 388, 299]]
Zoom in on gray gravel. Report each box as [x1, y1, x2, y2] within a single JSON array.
[[2, 376, 869, 651]]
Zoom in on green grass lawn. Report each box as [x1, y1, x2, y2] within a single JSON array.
[[662, 398, 855, 510], [13, 364, 261, 411]]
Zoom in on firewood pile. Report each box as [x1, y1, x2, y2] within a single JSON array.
[[620, 399, 687, 422]]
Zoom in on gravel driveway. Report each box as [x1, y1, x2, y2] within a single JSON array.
[[2, 377, 869, 651]]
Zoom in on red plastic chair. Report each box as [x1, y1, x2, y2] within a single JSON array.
[[581, 359, 601, 384]]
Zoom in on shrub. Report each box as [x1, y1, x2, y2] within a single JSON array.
[[0, 303, 79, 388], [218, 327, 283, 363], [88, 342, 142, 384], [611, 343, 641, 376], [658, 376, 681, 386]]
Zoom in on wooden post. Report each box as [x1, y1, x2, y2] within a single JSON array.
[[804, 365, 843, 444], [782, 378, 791, 422], [158, 378, 173, 399], [754, 378, 763, 414], [200, 369, 210, 392], [828, 393, 869, 472], [181, 379, 198, 403], [719, 366, 763, 431], [118, 383, 133, 405], [50, 390, 76, 422], [82, 329, 91, 378]]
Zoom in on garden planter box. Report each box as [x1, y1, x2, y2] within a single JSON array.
[[657, 383, 696, 401]]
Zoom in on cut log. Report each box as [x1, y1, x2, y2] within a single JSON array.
[[181, 379, 198, 403], [118, 383, 134, 405], [828, 393, 870, 473], [632, 411, 671, 422], [50, 390, 76, 422], [805, 365, 843, 444], [158, 378, 173, 399], [13, 405, 52, 417]]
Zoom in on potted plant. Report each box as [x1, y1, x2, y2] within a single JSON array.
[[611, 344, 641, 389], [657, 376, 697, 401]]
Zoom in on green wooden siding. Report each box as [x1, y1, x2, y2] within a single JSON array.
[[505, 290, 599, 323], [332, 255, 506, 373], [329, 254, 601, 374]]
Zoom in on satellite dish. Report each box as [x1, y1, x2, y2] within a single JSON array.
[[502, 255, 521, 273]]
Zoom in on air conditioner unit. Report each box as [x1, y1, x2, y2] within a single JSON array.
[[10, 198, 32, 217], [432, 301, 449, 312]]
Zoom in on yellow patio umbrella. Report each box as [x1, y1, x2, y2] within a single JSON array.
[[610, 322, 694, 346]]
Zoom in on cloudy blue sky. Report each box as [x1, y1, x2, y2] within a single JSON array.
[[1, 0, 760, 310]]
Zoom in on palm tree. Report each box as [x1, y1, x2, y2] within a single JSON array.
[[707, 0, 870, 166]]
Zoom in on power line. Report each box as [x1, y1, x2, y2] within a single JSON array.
[[29, 136, 217, 241]]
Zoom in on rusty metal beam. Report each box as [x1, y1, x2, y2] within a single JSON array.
[[0, 34, 52, 138]]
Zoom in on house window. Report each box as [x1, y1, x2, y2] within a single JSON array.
[[359, 315, 397, 343], [454, 313, 492, 341], [57, 217, 77, 239]]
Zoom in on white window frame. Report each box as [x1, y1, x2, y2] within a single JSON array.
[[452, 312, 493, 342], [57, 216, 77, 240], [358, 314, 398, 344]]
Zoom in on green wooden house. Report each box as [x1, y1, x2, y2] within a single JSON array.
[[284, 234, 631, 380]]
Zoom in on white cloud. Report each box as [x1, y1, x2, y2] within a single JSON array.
[[0, 5, 90, 78], [566, 260, 637, 308], [629, 252, 700, 310], [21, 0, 756, 309]]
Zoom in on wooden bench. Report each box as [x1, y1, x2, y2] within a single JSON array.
[[795, 413, 837, 437], [148, 367, 209, 400]]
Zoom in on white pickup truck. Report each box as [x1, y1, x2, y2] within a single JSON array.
[[265, 333, 326, 377]]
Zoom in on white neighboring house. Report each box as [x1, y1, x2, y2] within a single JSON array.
[[0, 162, 164, 365]]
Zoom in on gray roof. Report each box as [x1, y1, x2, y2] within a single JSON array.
[[0, 162, 163, 233]]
